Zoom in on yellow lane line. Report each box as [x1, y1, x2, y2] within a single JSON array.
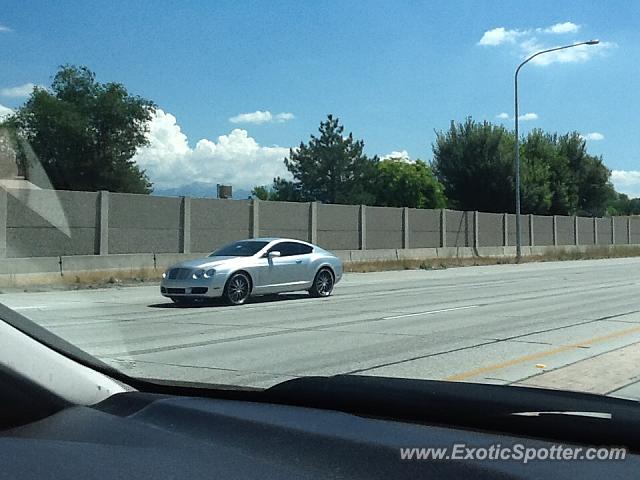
[[445, 324, 640, 382]]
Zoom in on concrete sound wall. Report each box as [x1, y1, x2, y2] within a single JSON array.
[[259, 200, 310, 241], [108, 193, 182, 254], [596, 218, 613, 245], [478, 212, 503, 247], [366, 206, 403, 249], [507, 213, 531, 247], [533, 215, 553, 246], [4, 188, 640, 259], [408, 208, 440, 248], [556, 216, 575, 246], [614, 218, 628, 245], [6, 189, 98, 258], [190, 198, 251, 253], [446, 210, 471, 247], [578, 217, 596, 245], [317, 203, 360, 250], [631, 217, 640, 244]]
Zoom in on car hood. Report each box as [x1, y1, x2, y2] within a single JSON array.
[[169, 256, 244, 270]]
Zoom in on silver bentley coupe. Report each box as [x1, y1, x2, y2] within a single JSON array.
[[160, 238, 343, 305]]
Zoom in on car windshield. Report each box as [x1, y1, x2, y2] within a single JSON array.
[[209, 241, 269, 257], [2, 2, 640, 405]]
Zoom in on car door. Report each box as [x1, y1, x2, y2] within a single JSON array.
[[257, 242, 309, 292]]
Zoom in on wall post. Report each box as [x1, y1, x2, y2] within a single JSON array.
[[552, 215, 558, 246], [309, 202, 318, 244], [473, 211, 479, 248], [180, 196, 191, 254], [251, 199, 260, 238], [593, 217, 598, 245], [440, 209, 446, 248], [402, 207, 409, 249], [97, 190, 109, 255], [359, 205, 366, 250], [0, 189, 7, 258], [611, 216, 616, 244], [503, 213, 508, 246], [529, 214, 535, 247]]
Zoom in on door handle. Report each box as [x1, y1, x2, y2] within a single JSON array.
[[295, 259, 302, 264]]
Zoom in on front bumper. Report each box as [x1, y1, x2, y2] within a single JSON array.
[[160, 276, 226, 299]]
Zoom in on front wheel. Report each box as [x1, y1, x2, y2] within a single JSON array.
[[309, 268, 334, 298], [224, 272, 251, 305]]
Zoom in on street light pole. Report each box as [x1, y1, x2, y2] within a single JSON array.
[[514, 40, 599, 261]]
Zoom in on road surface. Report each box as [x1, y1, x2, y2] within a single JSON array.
[[3, 257, 640, 399]]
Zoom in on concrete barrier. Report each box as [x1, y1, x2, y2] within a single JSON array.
[[2, 244, 640, 288]]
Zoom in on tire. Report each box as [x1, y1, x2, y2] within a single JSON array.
[[309, 268, 334, 298], [223, 272, 251, 305]]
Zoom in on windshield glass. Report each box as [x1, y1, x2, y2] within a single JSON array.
[[2, 2, 640, 403], [209, 241, 269, 257]]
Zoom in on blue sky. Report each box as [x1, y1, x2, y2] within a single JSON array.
[[2, 0, 639, 194]]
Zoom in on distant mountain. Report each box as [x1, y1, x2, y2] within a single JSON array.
[[152, 182, 253, 200]]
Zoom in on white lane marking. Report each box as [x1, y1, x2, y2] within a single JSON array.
[[382, 305, 480, 320]]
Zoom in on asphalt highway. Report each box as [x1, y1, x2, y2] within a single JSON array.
[[4, 258, 640, 398]]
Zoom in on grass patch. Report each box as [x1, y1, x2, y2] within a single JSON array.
[[344, 246, 640, 273]]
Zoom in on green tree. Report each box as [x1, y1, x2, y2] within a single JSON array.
[[371, 158, 446, 208], [278, 114, 376, 204], [269, 177, 305, 201], [433, 119, 615, 216], [519, 130, 554, 214], [557, 133, 615, 216], [251, 185, 270, 200], [10, 65, 155, 193], [607, 193, 640, 216], [432, 118, 515, 213]]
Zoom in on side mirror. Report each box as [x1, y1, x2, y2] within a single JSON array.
[[267, 251, 281, 259]]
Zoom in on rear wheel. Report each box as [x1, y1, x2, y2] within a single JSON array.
[[309, 268, 334, 298], [224, 272, 251, 305]]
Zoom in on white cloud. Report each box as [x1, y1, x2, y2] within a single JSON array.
[[611, 170, 640, 198], [274, 112, 295, 122], [0, 104, 13, 120], [0, 82, 37, 98], [0, 24, 10, 33], [133, 109, 290, 190], [478, 27, 526, 46], [518, 112, 538, 121], [581, 132, 604, 141], [380, 150, 413, 162], [495, 112, 538, 121], [229, 110, 295, 124], [542, 22, 580, 34], [478, 21, 614, 67], [479, 22, 581, 46]]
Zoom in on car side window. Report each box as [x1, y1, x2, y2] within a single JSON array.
[[296, 244, 313, 255], [268, 242, 312, 257], [268, 242, 294, 257]]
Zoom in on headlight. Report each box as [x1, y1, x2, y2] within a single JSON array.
[[162, 271, 167, 279], [192, 269, 205, 280], [204, 269, 215, 278]]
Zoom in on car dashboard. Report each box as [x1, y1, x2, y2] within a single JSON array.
[[1, 390, 638, 480]]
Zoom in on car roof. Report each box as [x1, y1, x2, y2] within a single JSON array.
[[250, 237, 313, 246]]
